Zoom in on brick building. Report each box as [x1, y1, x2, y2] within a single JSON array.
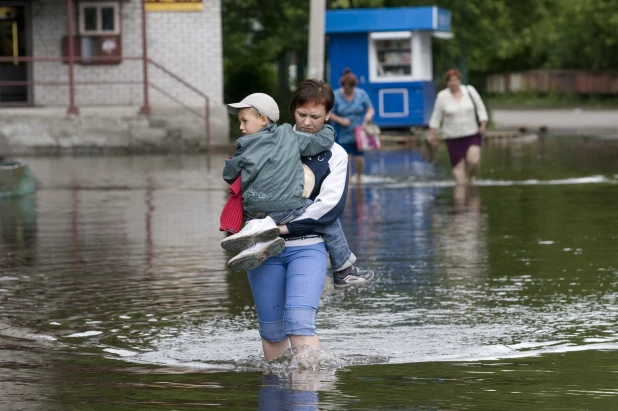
[[0, 0, 229, 154]]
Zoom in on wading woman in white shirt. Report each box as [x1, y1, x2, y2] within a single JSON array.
[[426, 68, 488, 185]]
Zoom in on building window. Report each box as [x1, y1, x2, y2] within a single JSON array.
[[78, 2, 120, 36], [369, 32, 413, 83]]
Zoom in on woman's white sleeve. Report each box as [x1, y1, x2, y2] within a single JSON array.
[[286, 145, 348, 237]]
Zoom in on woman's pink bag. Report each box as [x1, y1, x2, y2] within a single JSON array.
[[354, 121, 381, 151]]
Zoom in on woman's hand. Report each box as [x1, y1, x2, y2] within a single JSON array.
[[479, 122, 487, 135], [364, 107, 375, 124], [278, 225, 289, 235], [426, 130, 439, 147]]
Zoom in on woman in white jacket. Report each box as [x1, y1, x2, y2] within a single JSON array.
[[426, 68, 488, 185]]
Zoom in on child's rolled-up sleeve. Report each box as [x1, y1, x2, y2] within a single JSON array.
[[295, 124, 335, 157]]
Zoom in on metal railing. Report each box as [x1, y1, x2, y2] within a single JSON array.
[[0, 55, 211, 148]]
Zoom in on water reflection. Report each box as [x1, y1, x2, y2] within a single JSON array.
[[342, 182, 438, 293], [432, 185, 488, 283], [0, 195, 37, 267], [259, 371, 335, 411]]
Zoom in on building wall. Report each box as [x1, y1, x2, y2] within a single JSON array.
[[148, 1, 224, 107], [32, 0, 224, 107]]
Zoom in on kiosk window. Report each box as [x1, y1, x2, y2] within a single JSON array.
[[374, 38, 412, 78], [78, 2, 120, 36]]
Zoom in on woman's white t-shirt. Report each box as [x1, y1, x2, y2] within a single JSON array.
[[429, 85, 488, 139]]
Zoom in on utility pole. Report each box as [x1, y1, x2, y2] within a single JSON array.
[[307, 0, 326, 80]]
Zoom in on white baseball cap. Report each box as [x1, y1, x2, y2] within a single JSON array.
[[227, 93, 280, 123]]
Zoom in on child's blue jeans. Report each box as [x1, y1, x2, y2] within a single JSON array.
[[245, 200, 356, 272]]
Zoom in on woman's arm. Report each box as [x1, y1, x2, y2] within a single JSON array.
[[329, 112, 351, 127], [361, 89, 375, 123], [329, 91, 350, 127], [425, 127, 439, 147], [364, 106, 375, 123], [285, 144, 349, 237], [426, 94, 444, 146]]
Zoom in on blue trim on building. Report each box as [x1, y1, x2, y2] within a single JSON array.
[[436, 8, 451, 32], [325, 7, 451, 34]]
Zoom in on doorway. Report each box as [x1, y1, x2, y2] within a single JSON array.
[[0, 4, 30, 105]]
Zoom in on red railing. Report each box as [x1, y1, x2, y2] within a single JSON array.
[[0, 55, 211, 148]]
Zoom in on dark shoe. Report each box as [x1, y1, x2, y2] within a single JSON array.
[[333, 265, 375, 289]]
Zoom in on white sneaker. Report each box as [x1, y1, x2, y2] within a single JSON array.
[[228, 237, 285, 272], [221, 216, 279, 251]]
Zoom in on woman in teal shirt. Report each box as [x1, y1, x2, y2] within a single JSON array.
[[329, 68, 375, 184]]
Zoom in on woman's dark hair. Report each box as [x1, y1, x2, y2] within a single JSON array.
[[339, 68, 358, 87], [444, 68, 462, 82], [289, 78, 335, 118]]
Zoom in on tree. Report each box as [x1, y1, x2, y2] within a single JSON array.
[[222, 0, 618, 112], [222, 0, 311, 123]]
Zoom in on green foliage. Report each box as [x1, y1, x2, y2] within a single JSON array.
[[222, 0, 310, 65], [223, 60, 277, 109], [329, 0, 384, 8], [327, 0, 618, 105], [222, 0, 618, 128], [329, 0, 618, 76], [538, 0, 618, 70], [222, 0, 311, 135]]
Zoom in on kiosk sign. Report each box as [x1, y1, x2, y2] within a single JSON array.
[[145, 0, 203, 11]]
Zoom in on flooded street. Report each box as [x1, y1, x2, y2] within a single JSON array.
[[1, 136, 617, 410]]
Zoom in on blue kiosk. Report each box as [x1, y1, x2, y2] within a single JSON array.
[[325, 7, 452, 128]]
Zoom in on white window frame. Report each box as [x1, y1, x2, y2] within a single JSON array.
[[379, 88, 409, 118], [368, 31, 433, 83], [78, 2, 121, 36], [369, 31, 412, 83]]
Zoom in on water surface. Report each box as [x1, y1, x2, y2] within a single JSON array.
[[1, 136, 617, 410]]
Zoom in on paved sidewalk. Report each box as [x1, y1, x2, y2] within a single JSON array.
[[491, 109, 618, 134]]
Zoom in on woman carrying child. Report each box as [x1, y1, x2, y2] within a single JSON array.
[[222, 79, 373, 361]]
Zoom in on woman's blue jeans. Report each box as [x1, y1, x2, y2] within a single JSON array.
[[247, 243, 327, 343]]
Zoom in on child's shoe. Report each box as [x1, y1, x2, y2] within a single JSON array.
[[228, 238, 285, 272], [333, 265, 375, 289], [221, 216, 279, 251]]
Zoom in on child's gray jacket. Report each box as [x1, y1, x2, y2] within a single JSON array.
[[222, 123, 335, 212]]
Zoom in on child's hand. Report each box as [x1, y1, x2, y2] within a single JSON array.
[[278, 225, 289, 235]]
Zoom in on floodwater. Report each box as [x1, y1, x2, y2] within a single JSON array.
[[1, 136, 617, 410]]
